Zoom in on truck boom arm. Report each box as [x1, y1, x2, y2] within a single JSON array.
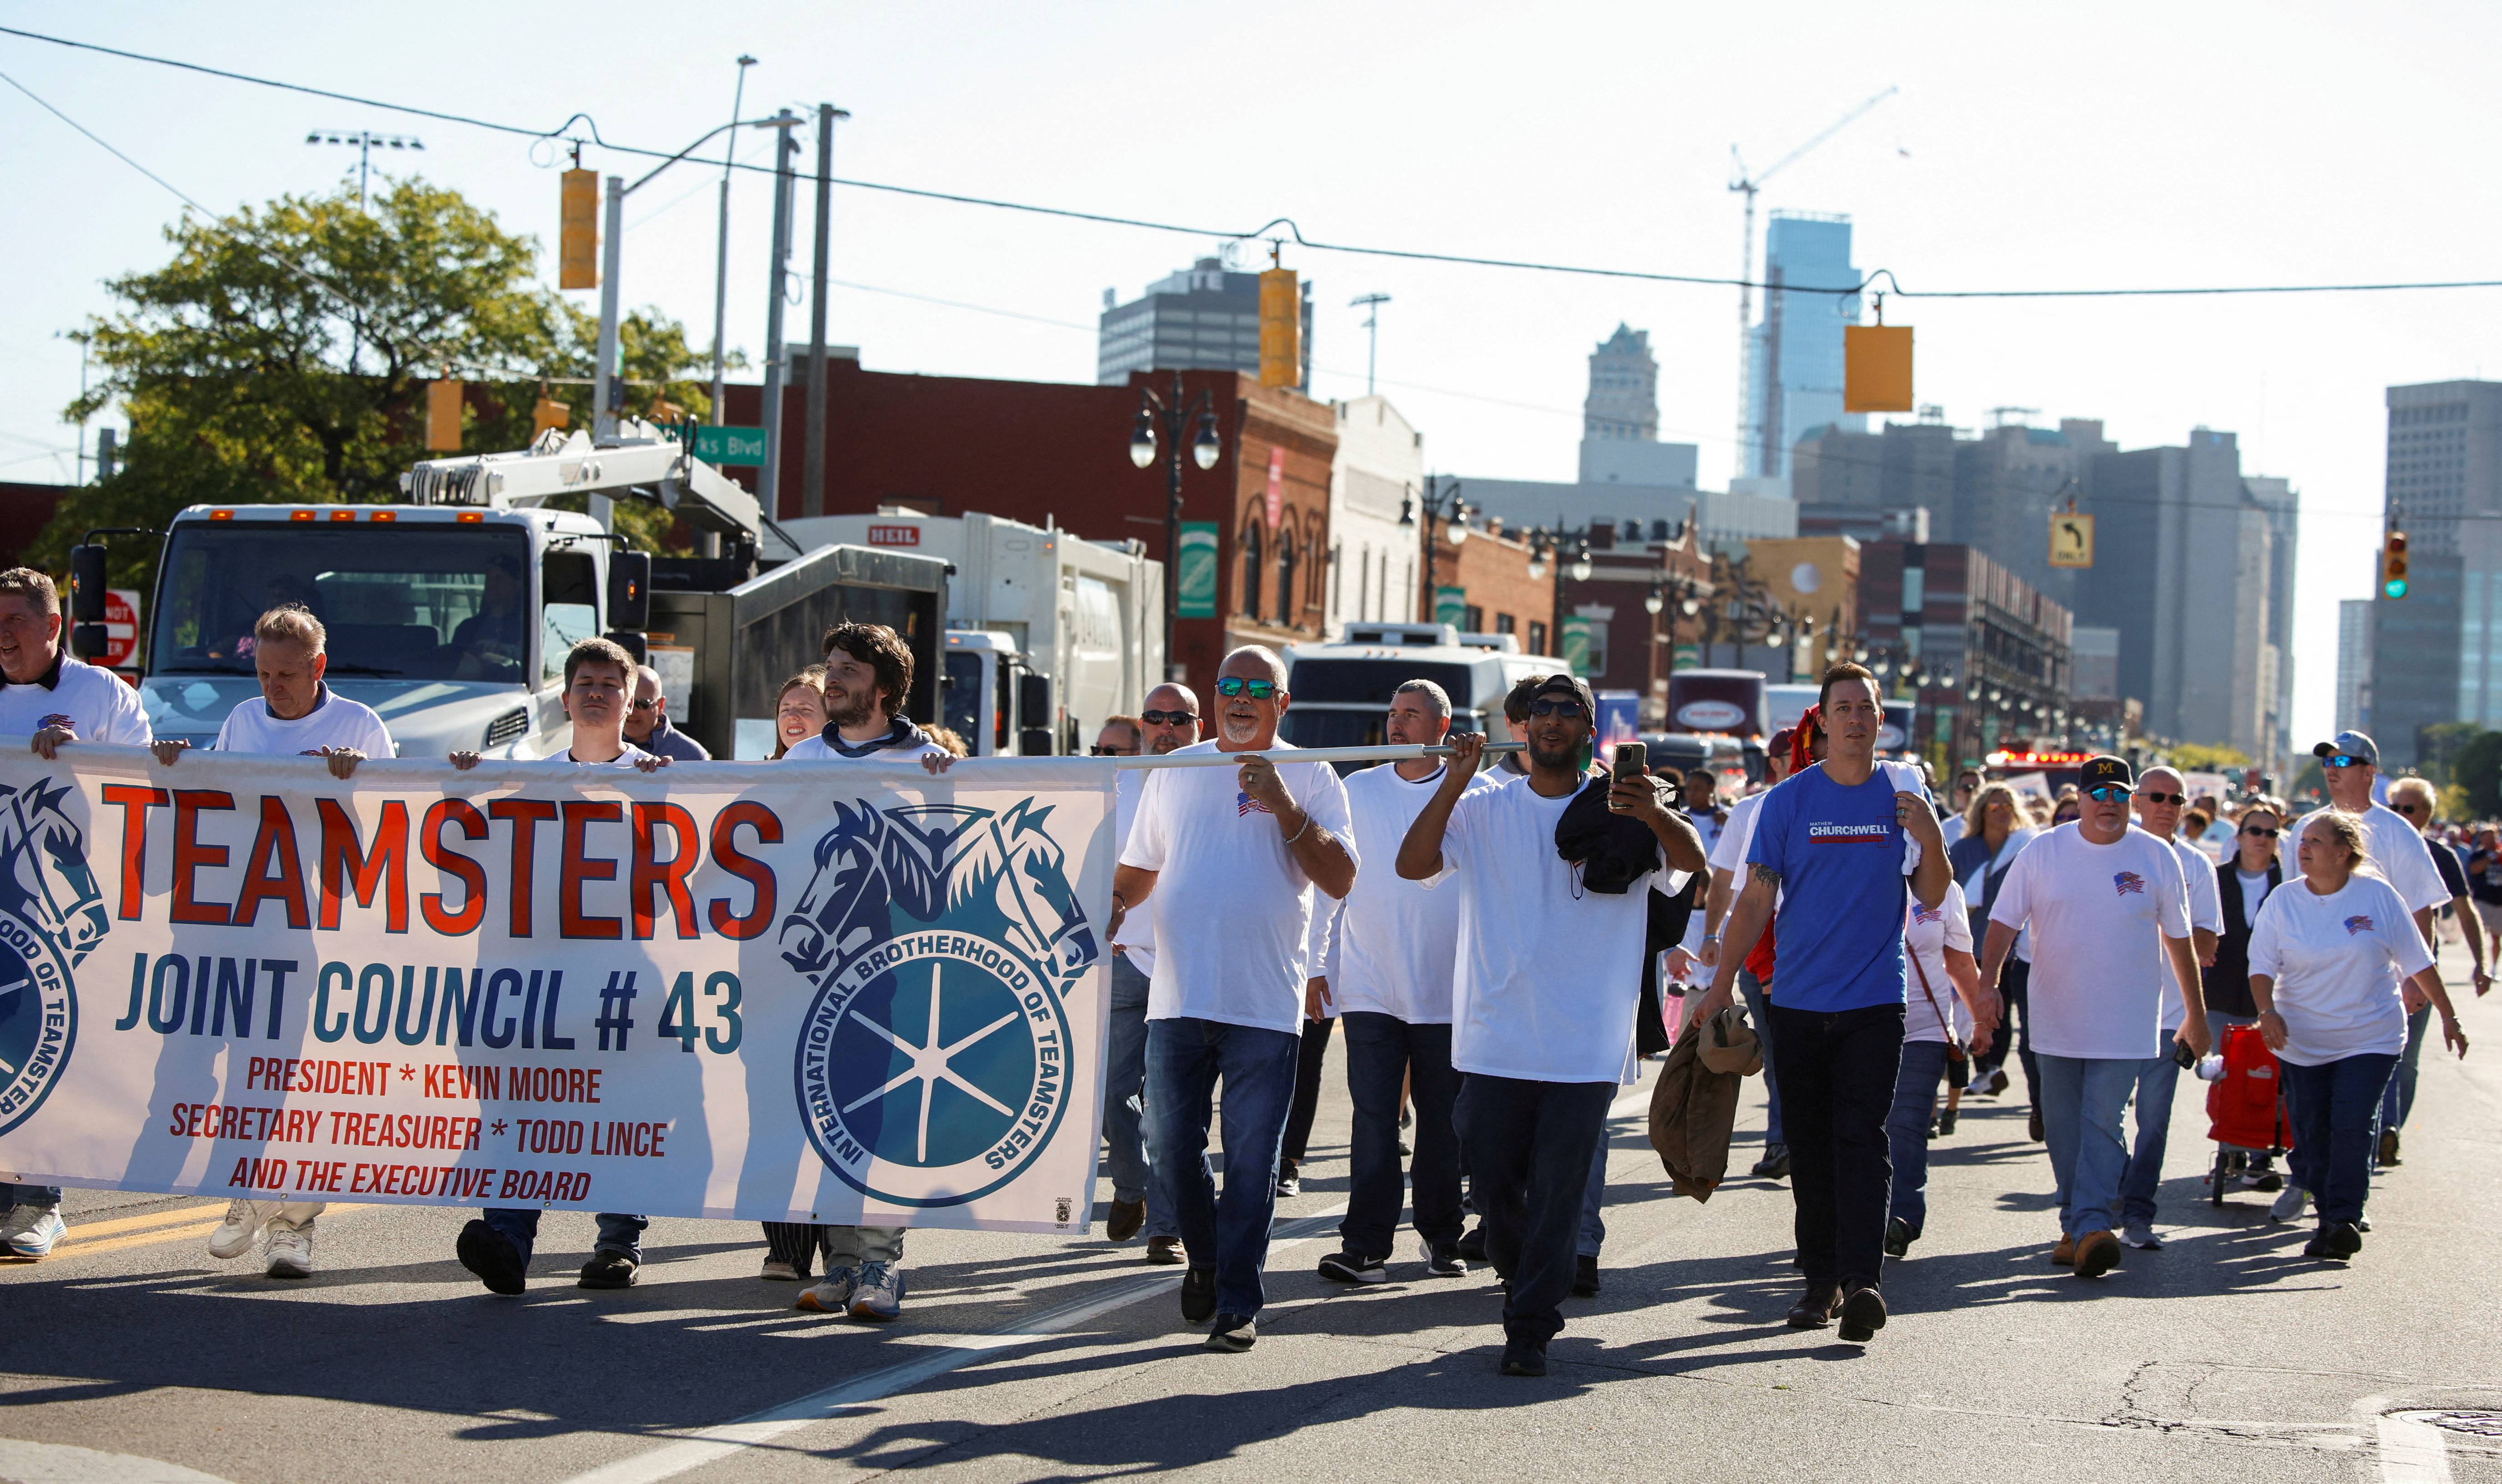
[[400, 422, 764, 543]]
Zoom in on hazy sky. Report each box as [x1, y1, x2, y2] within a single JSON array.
[[5, 0, 2497, 756]]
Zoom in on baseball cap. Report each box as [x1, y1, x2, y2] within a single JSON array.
[[2078, 755, 2134, 792], [2312, 730, 2379, 767], [1528, 671, 1597, 717]]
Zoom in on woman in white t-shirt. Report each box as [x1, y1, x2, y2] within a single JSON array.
[[1884, 879, 1978, 1258], [2248, 811, 2469, 1262]]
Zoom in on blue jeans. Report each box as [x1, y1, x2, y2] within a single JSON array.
[[0, 1184, 60, 1211], [2377, 1002, 2431, 1132], [1885, 1039, 1951, 1237], [2035, 1055, 2138, 1237], [483, 1208, 647, 1265], [1578, 1136, 1608, 1258], [1102, 959, 1176, 1238], [1339, 1012, 1463, 1260], [2285, 1053, 2399, 1225], [1145, 1016, 1301, 1318], [2119, 1052, 2182, 1227], [1455, 1073, 1614, 1346], [1737, 969, 1782, 1147]]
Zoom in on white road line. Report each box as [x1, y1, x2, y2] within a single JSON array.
[[2378, 1412, 2455, 1483], [560, 1204, 1351, 1484]]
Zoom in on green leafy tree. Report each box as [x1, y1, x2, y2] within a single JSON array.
[[2414, 721, 2483, 788], [33, 178, 718, 596], [2162, 742, 2251, 773], [2453, 728, 2502, 819]]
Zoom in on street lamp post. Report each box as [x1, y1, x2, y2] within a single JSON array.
[[1129, 373, 1223, 681], [708, 56, 757, 429], [1401, 478, 1471, 626]]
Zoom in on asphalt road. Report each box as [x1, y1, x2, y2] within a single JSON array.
[[4, 962, 2498, 1484]]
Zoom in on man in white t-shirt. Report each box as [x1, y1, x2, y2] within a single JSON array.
[[2294, 732, 2447, 944], [1313, 678, 1496, 1287], [1399, 673, 1703, 1378], [2116, 766, 2224, 1250], [452, 637, 666, 1301], [1104, 684, 1199, 1264], [154, 605, 393, 1278], [0, 567, 150, 1259], [1981, 755, 2207, 1282], [1112, 646, 1356, 1354]]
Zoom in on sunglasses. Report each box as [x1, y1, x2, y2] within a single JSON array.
[[628, 697, 659, 711], [2323, 754, 2369, 769], [1089, 745, 1135, 756], [2392, 802, 2426, 816], [1214, 677, 1276, 699], [2085, 784, 2130, 802], [2241, 825, 2279, 838], [1141, 709, 1198, 727], [1527, 698, 1589, 718], [2136, 789, 2184, 806]]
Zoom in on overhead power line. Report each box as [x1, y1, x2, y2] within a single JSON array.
[[11, 25, 2502, 303]]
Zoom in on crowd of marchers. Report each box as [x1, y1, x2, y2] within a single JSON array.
[[0, 560, 2476, 1380]]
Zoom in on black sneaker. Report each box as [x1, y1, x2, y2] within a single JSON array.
[[2321, 1220, 2364, 1259], [1837, 1282, 1887, 1343], [1275, 1159, 1301, 1199], [1205, 1312, 1257, 1352], [578, 1250, 638, 1290], [1499, 1339, 1547, 1376], [1180, 1265, 1218, 1324], [1883, 1216, 1913, 1259], [1570, 1253, 1600, 1297], [1750, 1145, 1791, 1180], [1937, 1107, 1957, 1136], [1317, 1250, 1387, 1284], [1456, 1223, 1488, 1263], [456, 1220, 526, 1295], [1423, 1244, 1467, 1278]]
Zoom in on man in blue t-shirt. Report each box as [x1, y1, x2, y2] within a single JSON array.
[[1697, 663, 1988, 1344]]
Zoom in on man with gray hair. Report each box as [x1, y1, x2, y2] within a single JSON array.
[[1113, 646, 1355, 1352], [1315, 677, 1495, 1284], [623, 664, 711, 761]]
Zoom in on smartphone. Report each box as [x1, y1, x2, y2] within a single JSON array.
[[1612, 741, 1647, 783], [2171, 1039, 2198, 1071]]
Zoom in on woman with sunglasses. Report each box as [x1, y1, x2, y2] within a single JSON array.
[[2204, 801, 2286, 1192], [2247, 811, 2469, 1260]]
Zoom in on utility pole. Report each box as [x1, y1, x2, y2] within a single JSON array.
[[709, 56, 757, 425], [757, 109, 803, 522], [802, 102, 849, 520], [1350, 293, 1390, 396], [590, 169, 625, 529]]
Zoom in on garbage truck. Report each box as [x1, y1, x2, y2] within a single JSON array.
[[776, 510, 1163, 757], [74, 420, 950, 760]]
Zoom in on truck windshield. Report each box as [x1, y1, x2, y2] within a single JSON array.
[[152, 522, 532, 679]]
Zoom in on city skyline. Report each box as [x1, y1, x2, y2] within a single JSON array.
[[3, 0, 2495, 759]]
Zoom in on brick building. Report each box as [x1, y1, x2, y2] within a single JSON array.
[[1425, 520, 1554, 651], [722, 359, 1340, 696], [1859, 540, 2073, 772]]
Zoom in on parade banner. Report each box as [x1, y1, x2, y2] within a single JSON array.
[[0, 745, 1115, 1235]]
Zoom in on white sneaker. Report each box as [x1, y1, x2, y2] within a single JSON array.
[[796, 1266, 859, 1313], [208, 1199, 277, 1260], [263, 1217, 314, 1279], [2, 1204, 66, 1258], [2269, 1184, 2309, 1223], [2121, 1223, 2163, 1250]]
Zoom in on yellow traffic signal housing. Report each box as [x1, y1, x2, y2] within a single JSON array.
[[2381, 530, 2410, 599], [1844, 324, 1914, 412], [1259, 268, 1300, 388], [532, 395, 572, 439], [560, 169, 599, 290], [425, 378, 463, 451]]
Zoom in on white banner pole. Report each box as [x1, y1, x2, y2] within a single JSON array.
[[1108, 741, 1528, 772]]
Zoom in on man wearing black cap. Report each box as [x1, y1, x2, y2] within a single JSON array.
[[1397, 672, 1705, 1377], [1695, 664, 1962, 1344], [1979, 754, 2206, 1282]]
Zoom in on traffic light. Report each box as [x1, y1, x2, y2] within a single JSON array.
[[1844, 324, 1914, 412], [1259, 268, 1299, 388], [560, 168, 598, 290], [2382, 529, 2410, 600]]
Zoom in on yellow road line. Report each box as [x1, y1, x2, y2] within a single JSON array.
[[52, 1202, 232, 1240], [3, 1202, 370, 1264]]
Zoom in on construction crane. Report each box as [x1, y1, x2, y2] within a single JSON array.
[[1728, 86, 1898, 475]]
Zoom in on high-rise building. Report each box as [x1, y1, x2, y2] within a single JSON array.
[[1742, 212, 1863, 480], [1097, 257, 1311, 389], [1584, 324, 1658, 443], [2368, 380, 2502, 766], [2338, 599, 2375, 734]]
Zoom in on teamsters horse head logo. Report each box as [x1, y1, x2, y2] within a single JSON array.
[[0, 777, 106, 1138], [781, 797, 1100, 1209]]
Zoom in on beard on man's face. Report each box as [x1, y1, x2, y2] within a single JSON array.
[[826, 682, 882, 729], [1527, 733, 1584, 771]]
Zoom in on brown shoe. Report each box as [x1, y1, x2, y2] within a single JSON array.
[[2029, 1107, 2046, 1142], [2377, 1128, 2401, 1167], [2050, 1232, 2076, 1266], [1106, 1199, 1145, 1243], [2073, 1229, 2122, 1278], [1145, 1235, 1183, 1266]]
